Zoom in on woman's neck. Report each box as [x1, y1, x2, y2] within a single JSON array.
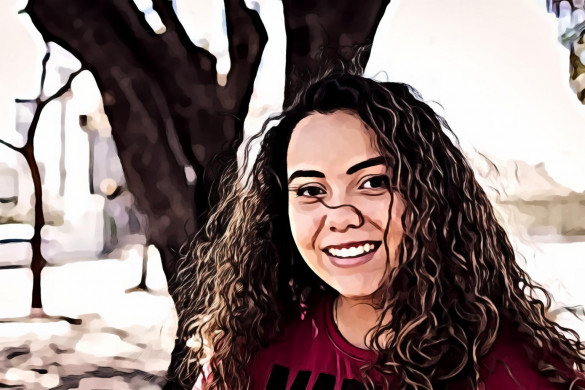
[[334, 294, 390, 349]]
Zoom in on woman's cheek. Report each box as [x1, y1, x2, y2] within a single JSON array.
[[288, 202, 323, 254], [360, 195, 391, 228], [385, 197, 406, 264]]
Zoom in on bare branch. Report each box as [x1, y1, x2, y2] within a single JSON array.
[[0, 138, 19, 153]]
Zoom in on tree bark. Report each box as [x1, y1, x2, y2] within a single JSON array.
[[282, 0, 390, 107], [27, 0, 267, 280]]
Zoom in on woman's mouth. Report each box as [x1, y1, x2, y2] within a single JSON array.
[[322, 241, 381, 268]]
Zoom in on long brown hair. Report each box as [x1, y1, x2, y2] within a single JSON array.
[[170, 70, 585, 389]]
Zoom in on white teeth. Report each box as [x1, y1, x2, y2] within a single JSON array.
[[327, 243, 376, 258]]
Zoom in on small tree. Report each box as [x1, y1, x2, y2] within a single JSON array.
[[0, 50, 82, 322]]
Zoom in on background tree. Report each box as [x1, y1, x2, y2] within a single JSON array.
[[26, 0, 389, 284], [0, 53, 83, 322], [549, 0, 585, 103]]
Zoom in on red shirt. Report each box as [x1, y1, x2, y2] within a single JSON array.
[[248, 295, 385, 389], [196, 295, 584, 389]]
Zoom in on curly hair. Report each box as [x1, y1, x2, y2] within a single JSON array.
[[169, 70, 585, 389]]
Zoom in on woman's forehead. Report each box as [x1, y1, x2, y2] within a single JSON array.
[[286, 111, 381, 173]]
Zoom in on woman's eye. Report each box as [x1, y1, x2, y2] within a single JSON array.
[[296, 186, 325, 197], [360, 175, 390, 190]]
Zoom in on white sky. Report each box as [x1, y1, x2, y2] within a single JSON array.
[[366, 0, 585, 193], [1, 0, 584, 193]]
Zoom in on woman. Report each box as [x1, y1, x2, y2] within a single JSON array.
[[171, 71, 585, 389]]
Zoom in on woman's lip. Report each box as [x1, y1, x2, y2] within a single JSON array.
[[325, 248, 378, 268]]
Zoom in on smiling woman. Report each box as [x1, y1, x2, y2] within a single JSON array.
[[171, 71, 585, 390], [287, 111, 405, 301]]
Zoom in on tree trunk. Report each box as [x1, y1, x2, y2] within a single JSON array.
[[27, 0, 267, 281], [282, 0, 390, 107]]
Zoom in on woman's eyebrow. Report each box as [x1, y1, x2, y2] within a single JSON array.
[[346, 156, 385, 175], [287, 170, 325, 184], [287, 157, 385, 184]]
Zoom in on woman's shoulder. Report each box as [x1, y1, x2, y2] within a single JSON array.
[[478, 322, 585, 389]]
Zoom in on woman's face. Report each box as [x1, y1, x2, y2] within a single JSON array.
[[287, 110, 405, 299]]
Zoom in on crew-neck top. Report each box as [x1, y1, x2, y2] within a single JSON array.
[[247, 294, 386, 389]]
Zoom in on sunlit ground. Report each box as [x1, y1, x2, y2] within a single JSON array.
[[0, 245, 177, 389]]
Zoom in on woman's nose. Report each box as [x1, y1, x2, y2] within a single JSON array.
[[324, 202, 364, 232]]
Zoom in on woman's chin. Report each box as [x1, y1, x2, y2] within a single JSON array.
[[334, 284, 380, 300], [327, 267, 387, 300]]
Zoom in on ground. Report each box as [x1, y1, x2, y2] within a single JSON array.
[[0, 246, 177, 389], [0, 238, 583, 389]]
